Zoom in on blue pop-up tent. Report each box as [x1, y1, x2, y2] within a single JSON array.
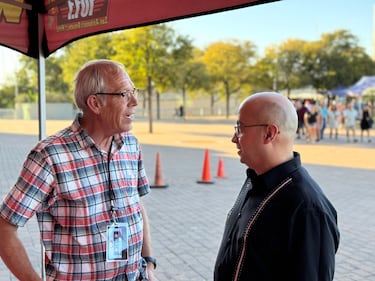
[[345, 76, 375, 97], [321, 84, 348, 97]]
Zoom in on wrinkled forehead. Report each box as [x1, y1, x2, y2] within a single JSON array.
[[106, 70, 133, 91]]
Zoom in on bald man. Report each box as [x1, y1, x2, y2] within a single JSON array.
[[214, 92, 340, 281]]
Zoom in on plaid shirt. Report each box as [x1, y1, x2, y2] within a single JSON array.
[[0, 115, 150, 281]]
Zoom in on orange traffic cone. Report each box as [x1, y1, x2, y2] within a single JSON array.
[[150, 152, 168, 188], [216, 157, 226, 179], [197, 149, 214, 184]]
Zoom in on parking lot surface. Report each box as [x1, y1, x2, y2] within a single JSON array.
[[0, 118, 374, 280]]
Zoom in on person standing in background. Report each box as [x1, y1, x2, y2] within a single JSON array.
[[304, 103, 319, 143], [342, 102, 359, 143], [327, 104, 340, 140], [360, 103, 372, 142], [319, 100, 328, 140], [295, 99, 308, 140]]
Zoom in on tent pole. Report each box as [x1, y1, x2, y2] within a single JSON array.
[[37, 12, 47, 281], [37, 56, 46, 140], [37, 53, 46, 280], [37, 14, 46, 140]]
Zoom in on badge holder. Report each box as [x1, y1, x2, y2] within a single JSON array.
[[106, 207, 129, 262]]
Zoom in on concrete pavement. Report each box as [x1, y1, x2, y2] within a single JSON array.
[[0, 118, 374, 280]]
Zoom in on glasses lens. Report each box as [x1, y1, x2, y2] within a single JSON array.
[[234, 126, 240, 136], [122, 88, 138, 101]]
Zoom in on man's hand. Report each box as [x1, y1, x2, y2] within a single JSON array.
[[146, 267, 158, 281]]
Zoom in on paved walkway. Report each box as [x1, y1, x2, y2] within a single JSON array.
[[0, 119, 374, 280]]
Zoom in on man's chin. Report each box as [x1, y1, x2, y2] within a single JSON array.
[[121, 124, 132, 133], [239, 157, 250, 168]]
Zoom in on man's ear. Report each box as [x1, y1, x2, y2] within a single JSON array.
[[86, 95, 102, 115], [264, 124, 279, 143]]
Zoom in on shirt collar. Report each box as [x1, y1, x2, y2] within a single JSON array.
[[246, 152, 301, 194]]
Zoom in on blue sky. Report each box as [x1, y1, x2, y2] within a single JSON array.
[[1, 0, 374, 82], [169, 0, 375, 55]]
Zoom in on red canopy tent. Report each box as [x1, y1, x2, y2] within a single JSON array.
[[0, 0, 278, 138], [1, 0, 278, 58]]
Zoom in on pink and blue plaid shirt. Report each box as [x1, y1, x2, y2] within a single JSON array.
[[0, 115, 150, 281]]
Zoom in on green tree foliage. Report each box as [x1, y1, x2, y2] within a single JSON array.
[[45, 56, 71, 102], [189, 48, 219, 114], [169, 41, 210, 113], [14, 56, 38, 103], [201, 40, 257, 117], [111, 25, 174, 90], [0, 84, 16, 108], [275, 39, 306, 97], [9, 55, 70, 104], [111, 24, 189, 132], [60, 33, 115, 94], [302, 30, 375, 91], [251, 46, 278, 93], [1, 27, 375, 120]]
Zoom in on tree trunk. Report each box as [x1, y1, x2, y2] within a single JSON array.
[[156, 91, 160, 120], [147, 76, 153, 133], [225, 81, 230, 119]]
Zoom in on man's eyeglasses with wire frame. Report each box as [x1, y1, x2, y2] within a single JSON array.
[[95, 88, 139, 102], [234, 122, 269, 137]]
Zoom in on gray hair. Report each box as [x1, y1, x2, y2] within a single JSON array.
[[73, 60, 127, 111]]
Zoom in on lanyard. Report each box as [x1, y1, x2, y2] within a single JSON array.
[[107, 137, 117, 223]]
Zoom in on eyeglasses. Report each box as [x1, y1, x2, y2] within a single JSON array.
[[95, 88, 139, 102], [234, 122, 268, 137]]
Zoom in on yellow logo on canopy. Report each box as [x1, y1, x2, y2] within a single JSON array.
[[0, 0, 24, 24]]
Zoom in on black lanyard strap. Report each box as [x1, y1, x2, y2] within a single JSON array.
[[107, 137, 117, 222]]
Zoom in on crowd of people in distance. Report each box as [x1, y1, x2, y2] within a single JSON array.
[[294, 98, 373, 143]]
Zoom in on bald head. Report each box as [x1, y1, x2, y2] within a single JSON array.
[[239, 92, 298, 139], [234, 92, 297, 173]]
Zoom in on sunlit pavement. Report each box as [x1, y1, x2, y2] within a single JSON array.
[[0, 119, 374, 280]]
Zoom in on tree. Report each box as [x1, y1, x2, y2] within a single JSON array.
[[10, 54, 70, 104], [111, 24, 187, 132], [301, 30, 375, 92], [14, 56, 38, 103], [169, 42, 211, 116], [0, 84, 17, 108], [325, 30, 375, 88], [251, 46, 278, 93], [275, 39, 306, 97], [201, 40, 256, 118], [61, 33, 116, 95], [45, 56, 70, 102]]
